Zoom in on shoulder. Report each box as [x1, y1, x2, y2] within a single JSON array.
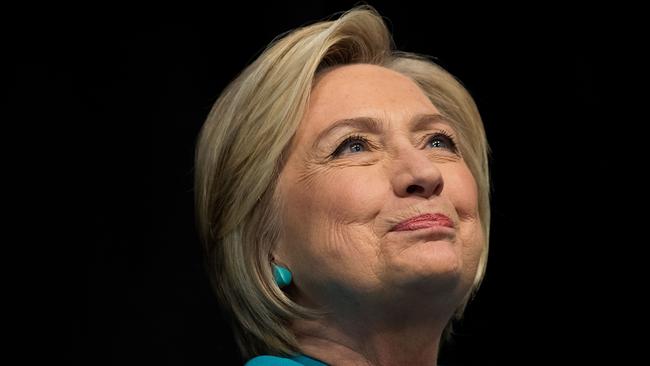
[[244, 355, 305, 366]]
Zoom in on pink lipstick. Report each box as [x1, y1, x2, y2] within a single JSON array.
[[391, 213, 454, 232]]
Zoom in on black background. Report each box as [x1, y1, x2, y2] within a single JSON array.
[[11, 1, 637, 365]]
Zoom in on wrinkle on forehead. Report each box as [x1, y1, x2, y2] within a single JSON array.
[[307, 67, 434, 135], [287, 64, 440, 170]]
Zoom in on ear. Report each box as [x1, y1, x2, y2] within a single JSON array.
[[269, 240, 287, 264], [270, 253, 285, 265]]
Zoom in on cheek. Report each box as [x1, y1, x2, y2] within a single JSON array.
[[276, 164, 386, 251], [304, 166, 386, 224], [336, 170, 386, 221], [444, 164, 484, 276], [445, 164, 480, 221], [275, 165, 387, 291]]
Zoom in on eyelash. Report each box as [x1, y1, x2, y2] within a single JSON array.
[[330, 131, 460, 158]]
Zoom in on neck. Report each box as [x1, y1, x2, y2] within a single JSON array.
[[291, 300, 451, 366]]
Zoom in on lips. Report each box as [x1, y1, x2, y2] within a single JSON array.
[[391, 213, 454, 232]]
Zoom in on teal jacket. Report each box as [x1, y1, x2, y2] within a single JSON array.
[[245, 354, 451, 365], [245, 354, 329, 366]]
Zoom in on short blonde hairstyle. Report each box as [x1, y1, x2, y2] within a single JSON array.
[[194, 5, 491, 360]]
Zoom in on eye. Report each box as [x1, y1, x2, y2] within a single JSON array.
[[427, 131, 459, 153], [331, 134, 370, 157]]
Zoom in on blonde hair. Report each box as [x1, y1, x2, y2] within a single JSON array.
[[194, 5, 491, 360]]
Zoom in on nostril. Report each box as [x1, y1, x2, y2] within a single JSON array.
[[406, 185, 423, 194]]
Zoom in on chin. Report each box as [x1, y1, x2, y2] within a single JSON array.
[[381, 236, 468, 288], [409, 239, 462, 271]]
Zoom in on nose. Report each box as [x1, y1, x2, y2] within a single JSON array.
[[390, 145, 444, 198]]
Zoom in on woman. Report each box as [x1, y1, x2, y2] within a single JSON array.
[[195, 5, 491, 366]]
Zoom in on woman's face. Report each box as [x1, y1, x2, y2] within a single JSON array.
[[274, 64, 484, 312]]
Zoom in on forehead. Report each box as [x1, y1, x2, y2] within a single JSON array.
[[301, 64, 439, 134]]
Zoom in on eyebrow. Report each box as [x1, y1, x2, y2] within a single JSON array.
[[312, 113, 449, 148]]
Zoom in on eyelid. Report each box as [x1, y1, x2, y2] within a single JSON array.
[[329, 129, 460, 158], [421, 130, 459, 151], [330, 134, 372, 158]]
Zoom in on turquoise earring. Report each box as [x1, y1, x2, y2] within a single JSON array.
[[272, 263, 292, 288]]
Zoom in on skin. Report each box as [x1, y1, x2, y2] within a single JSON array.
[[273, 64, 484, 366]]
